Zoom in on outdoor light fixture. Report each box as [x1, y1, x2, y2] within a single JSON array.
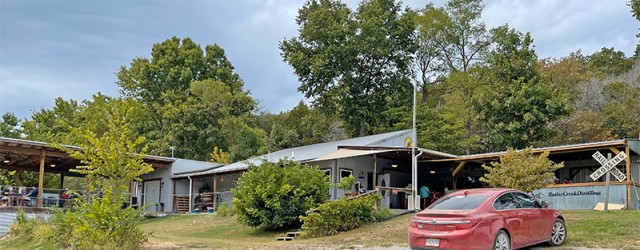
[[429, 170, 436, 174], [3, 155, 10, 163], [391, 163, 398, 168], [50, 163, 56, 167]]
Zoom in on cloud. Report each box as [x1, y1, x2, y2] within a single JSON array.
[[1, 0, 638, 120]]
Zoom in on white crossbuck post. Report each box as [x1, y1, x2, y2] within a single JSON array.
[[590, 151, 627, 181]]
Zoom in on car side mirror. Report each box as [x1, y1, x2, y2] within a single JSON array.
[[540, 201, 550, 208]]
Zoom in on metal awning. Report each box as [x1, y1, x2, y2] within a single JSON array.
[[309, 149, 393, 162]]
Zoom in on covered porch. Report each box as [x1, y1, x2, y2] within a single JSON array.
[[0, 137, 174, 209]]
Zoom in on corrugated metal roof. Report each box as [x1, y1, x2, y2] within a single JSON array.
[[311, 149, 394, 162], [422, 139, 630, 163], [170, 158, 224, 175], [186, 130, 413, 176]]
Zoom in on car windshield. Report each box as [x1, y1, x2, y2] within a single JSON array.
[[429, 195, 488, 210]]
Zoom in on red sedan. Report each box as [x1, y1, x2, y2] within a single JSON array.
[[408, 188, 566, 250]]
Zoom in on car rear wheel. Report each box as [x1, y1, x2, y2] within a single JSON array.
[[549, 218, 567, 246], [493, 230, 510, 250]]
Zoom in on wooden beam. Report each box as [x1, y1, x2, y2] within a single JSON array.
[[0, 145, 69, 158], [609, 147, 622, 154], [452, 161, 467, 177], [625, 144, 632, 210], [37, 150, 45, 207]]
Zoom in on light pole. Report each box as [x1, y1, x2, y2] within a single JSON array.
[[411, 81, 418, 210]]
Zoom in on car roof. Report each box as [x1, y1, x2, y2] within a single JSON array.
[[448, 188, 518, 197]]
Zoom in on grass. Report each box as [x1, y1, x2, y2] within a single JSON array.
[[2, 210, 639, 249], [562, 210, 640, 249], [139, 213, 410, 249]]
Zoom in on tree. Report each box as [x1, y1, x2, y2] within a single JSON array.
[[265, 123, 298, 153], [480, 147, 564, 193], [281, 0, 416, 136], [50, 98, 153, 249], [116, 37, 259, 160], [232, 159, 330, 230], [209, 146, 231, 164], [587, 47, 634, 77], [0, 112, 22, 138], [539, 51, 597, 103], [475, 26, 569, 150]]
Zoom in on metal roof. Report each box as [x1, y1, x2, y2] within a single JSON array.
[[185, 130, 413, 177], [421, 139, 635, 163], [170, 158, 224, 175], [0, 137, 176, 173]]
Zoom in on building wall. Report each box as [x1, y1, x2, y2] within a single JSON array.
[[139, 166, 173, 212], [532, 184, 627, 210]]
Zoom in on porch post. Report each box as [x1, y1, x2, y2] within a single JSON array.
[[59, 172, 64, 190], [213, 174, 218, 209], [373, 154, 377, 190], [37, 149, 45, 207], [626, 143, 631, 209]]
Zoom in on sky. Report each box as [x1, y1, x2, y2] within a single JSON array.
[[0, 0, 638, 119]]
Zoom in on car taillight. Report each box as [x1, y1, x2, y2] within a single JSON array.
[[454, 218, 482, 229]]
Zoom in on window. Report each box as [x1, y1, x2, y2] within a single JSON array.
[[322, 169, 332, 179], [494, 193, 520, 210], [512, 192, 537, 208], [429, 195, 488, 210], [340, 169, 352, 179]]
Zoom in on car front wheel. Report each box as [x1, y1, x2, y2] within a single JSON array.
[[493, 230, 510, 250], [549, 218, 567, 246]]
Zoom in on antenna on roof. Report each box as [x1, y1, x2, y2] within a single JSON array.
[[169, 146, 175, 158]]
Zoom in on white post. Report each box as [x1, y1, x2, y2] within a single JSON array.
[[605, 153, 611, 212], [411, 81, 418, 210], [188, 176, 193, 213]]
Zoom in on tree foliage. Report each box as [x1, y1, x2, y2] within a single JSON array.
[[475, 26, 569, 150], [481, 147, 564, 193], [281, 0, 416, 136], [116, 37, 260, 160], [232, 159, 329, 230]]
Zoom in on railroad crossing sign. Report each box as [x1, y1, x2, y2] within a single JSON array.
[[590, 151, 627, 181]]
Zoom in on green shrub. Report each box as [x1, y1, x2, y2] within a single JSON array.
[[216, 204, 235, 217], [7, 209, 36, 239], [232, 159, 330, 230], [49, 187, 150, 250], [300, 194, 382, 238], [372, 208, 394, 222]]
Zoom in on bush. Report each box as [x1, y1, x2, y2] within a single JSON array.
[[232, 159, 330, 230], [7, 209, 36, 239], [300, 194, 382, 238], [49, 188, 150, 250], [216, 204, 235, 217]]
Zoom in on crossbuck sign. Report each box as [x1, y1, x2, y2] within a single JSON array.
[[590, 151, 627, 181]]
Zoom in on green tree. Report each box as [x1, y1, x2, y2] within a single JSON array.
[[587, 47, 634, 77], [49, 98, 153, 249], [209, 146, 231, 164], [22, 97, 82, 144], [232, 159, 330, 230], [266, 123, 299, 153], [117, 37, 258, 160], [481, 147, 564, 193], [281, 0, 417, 136], [0, 112, 22, 138], [475, 26, 569, 150]]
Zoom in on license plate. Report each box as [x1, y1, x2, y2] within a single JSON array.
[[426, 238, 440, 247]]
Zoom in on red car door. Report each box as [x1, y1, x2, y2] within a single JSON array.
[[513, 192, 546, 243], [494, 193, 529, 248]]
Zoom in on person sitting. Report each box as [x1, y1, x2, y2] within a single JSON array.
[[21, 187, 39, 206], [563, 177, 574, 184]]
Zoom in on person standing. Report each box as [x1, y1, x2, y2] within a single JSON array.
[[419, 185, 430, 209]]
